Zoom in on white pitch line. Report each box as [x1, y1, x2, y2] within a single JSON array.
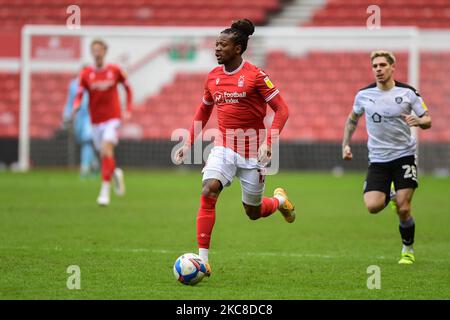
[[244, 251, 334, 259], [0, 246, 390, 260]]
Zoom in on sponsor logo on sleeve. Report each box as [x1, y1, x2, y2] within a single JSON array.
[[421, 100, 428, 111], [264, 76, 274, 89]]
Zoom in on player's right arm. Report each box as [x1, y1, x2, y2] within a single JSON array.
[[62, 79, 78, 125], [174, 79, 215, 164], [342, 111, 362, 160], [342, 92, 364, 160], [71, 70, 88, 120], [174, 101, 214, 164]]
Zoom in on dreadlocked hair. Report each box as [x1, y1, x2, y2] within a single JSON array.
[[221, 18, 255, 54]]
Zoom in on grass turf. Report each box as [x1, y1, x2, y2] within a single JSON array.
[[0, 169, 449, 299]]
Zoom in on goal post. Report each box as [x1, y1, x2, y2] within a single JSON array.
[[19, 26, 425, 172]]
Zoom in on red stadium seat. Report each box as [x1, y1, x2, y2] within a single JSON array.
[[304, 0, 450, 28], [0, 0, 281, 30], [1, 1, 449, 142], [13, 50, 434, 143], [115, 47, 449, 143]]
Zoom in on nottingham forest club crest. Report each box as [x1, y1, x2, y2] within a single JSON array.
[[238, 75, 245, 87]]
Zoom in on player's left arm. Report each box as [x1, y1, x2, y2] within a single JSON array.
[[117, 67, 133, 119], [255, 70, 289, 163], [402, 111, 431, 129], [267, 94, 289, 145], [256, 71, 289, 145], [402, 92, 432, 129]]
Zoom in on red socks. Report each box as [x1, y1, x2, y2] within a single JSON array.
[[101, 156, 116, 182], [196, 196, 279, 249], [260, 197, 279, 218], [197, 195, 217, 249]]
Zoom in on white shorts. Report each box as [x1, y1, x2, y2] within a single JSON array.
[[91, 118, 121, 151], [202, 146, 265, 206]]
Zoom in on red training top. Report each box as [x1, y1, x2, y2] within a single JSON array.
[[74, 64, 132, 124]]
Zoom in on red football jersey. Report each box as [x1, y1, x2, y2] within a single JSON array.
[[202, 60, 280, 156], [78, 64, 130, 124]]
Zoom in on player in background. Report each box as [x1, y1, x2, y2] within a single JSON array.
[[342, 51, 431, 264], [174, 19, 296, 276], [62, 70, 99, 178], [72, 39, 133, 206]]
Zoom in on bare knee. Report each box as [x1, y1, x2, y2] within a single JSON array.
[[247, 214, 260, 220], [201, 179, 222, 198], [364, 192, 386, 214], [397, 204, 411, 220], [243, 203, 261, 220], [101, 142, 114, 157], [365, 201, 385, 214], [395, 189, 414, 220]]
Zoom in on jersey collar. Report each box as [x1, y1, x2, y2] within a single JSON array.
[[223, 59, 246, 75], [93, 64, 106, 71]]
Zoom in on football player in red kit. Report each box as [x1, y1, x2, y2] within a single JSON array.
[[73, 39, 132, 206], [174, 19, 296, 276]]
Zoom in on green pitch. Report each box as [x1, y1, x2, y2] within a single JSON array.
[[0, 169, 449, 299]]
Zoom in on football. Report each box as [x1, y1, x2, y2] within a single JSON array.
[[173, 253, 207, 285]]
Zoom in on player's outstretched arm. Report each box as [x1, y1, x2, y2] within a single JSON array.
[[342, 111, 361, 160]]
